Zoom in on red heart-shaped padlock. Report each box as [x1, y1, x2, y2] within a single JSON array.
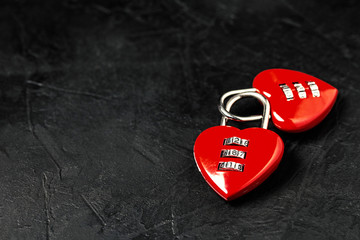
[[253, 69, 338, 132], [194, 92, 284, 201], [194, 126, 284, 201]]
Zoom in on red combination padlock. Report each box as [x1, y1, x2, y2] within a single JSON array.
[[220, 69, 338, 133], [252, 69, 338, 132], [193, 91, 284, 201]]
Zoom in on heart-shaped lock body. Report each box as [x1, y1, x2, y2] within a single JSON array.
[[194, 92, 284, 201], [193, 126, 284, 201], [253, 69, 338, 132]]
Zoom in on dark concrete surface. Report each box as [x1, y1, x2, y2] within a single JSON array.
[[0, 0, 359, 239]]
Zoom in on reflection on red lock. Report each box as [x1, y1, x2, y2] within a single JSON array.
[[253, 69, 338, 132], [193, 92, 284, 201]]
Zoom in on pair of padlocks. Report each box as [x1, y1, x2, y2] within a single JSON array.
[[193, 69, 338, 201]]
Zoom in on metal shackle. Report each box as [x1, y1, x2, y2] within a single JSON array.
[[218, 88, 263, 122], [219, 91, 271, 129]]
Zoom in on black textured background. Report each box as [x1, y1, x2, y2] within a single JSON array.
[[0, 0, 359, 239]]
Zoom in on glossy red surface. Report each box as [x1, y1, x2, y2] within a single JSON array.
[[193, 126, 284, 201], [253, 69, 338, 132]]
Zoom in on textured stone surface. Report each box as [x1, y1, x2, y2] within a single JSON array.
[[0, 1, 359, 239]]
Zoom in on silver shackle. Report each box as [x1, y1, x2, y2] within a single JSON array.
[[219, 90, 271, 129]]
